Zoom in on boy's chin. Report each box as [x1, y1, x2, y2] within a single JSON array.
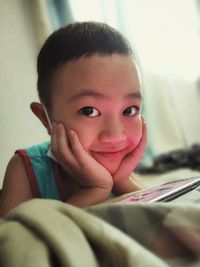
[[98, 161, 120, 175]]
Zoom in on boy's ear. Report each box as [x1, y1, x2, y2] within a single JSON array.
[[30, 102, 51, 135]]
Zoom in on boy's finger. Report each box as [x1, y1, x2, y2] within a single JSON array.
[[51, 122, 58, 155], [114, 121, 147, 180], [138, 119, 147, 150], [68, 130, 93, 168], [55, 124, 78, 167]]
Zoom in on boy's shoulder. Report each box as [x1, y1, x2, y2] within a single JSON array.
[[17, 141, 50, 158]]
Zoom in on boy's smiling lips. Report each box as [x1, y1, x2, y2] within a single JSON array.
[[90, 149, 126, 167], [91, 148, 126, 155], [92, 151, 124, 159], [90, 145, 134, 159]]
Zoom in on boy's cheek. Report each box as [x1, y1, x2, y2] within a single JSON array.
[[123, 142, 138, 158], [128, 122, 143, 148]]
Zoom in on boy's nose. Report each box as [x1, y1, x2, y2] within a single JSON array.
[[99, 118, 126, 144]]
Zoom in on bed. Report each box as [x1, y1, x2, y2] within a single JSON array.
[[0, 168, 200, 267]]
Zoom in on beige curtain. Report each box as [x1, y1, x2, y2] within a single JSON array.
[[30, 0, 53, 49]]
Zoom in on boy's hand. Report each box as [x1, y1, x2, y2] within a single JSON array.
[[51, 123, 113, 190], [112, 117, 147, 183]]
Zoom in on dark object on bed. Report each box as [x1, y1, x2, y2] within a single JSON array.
[[136, 144, 200, 174]]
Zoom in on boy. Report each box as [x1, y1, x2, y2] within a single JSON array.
[[0, 21, 147, 216]]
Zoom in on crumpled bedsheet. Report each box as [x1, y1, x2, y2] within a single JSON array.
[[0, 195, 200, 267]]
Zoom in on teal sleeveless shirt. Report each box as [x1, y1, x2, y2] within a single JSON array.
[[17, 142, 62, 200]]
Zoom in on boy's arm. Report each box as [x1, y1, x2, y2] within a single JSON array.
[[0, 154, 33, 217], [66, 184, 112, 208]]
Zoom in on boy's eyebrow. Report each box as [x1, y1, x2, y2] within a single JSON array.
[[68, 89, 142, 101], [126, 92, 142, 99]]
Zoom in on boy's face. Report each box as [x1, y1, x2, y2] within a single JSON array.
[[51, 54, 142, 174]]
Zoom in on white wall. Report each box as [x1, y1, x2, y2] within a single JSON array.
[[0, 1, 49, 186]]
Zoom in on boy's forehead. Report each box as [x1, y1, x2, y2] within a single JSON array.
[[52, 54, 141, 99], [55, 54, 138, 76], [66, 89, 141, 102]]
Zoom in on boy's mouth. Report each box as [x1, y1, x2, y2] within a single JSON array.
[[91, 147, 128, 159], [91, 142, 135, 155], [94, 149, 124, 154], [90, 143, 136, 162]]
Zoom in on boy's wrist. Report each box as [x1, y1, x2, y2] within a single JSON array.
[[112, 176, 142, 196], [66, 185, 113, 208]]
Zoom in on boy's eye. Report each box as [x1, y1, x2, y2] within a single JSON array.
[[123, 106, 139, 116], [79, 106, 100, 117]]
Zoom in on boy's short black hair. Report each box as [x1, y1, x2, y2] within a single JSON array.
[[37, 21, 133, 108]]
